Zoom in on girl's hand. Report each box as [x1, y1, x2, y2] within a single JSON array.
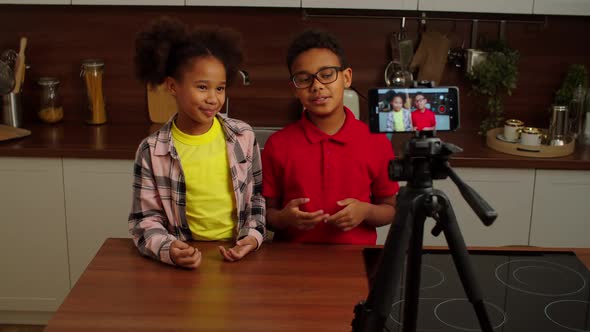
[[218, 236, 258, 262], [326, 198, 371, 232], [170, 240, 201, 269]]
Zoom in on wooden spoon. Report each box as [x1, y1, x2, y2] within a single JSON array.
[[12, 37, 27, 94]]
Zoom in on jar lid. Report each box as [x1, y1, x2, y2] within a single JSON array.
[[522, 127, 540, 134], [38, 77, 60, 86], [81, 59, 104, 68], [552, 105, 568, 111]]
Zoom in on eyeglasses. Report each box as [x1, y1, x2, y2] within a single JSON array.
[[290, 66, 342, 89]]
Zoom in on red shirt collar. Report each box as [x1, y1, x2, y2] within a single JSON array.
[[300, 106, 357, 145]]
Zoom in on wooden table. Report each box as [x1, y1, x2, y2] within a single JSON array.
[[43, 239, 590, 332]]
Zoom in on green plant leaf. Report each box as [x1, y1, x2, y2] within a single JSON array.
[[467, 41, 520, 135]]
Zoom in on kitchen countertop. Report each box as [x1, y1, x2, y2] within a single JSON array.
[[1, 122, 590, 170], [43, 238, 590, 332]]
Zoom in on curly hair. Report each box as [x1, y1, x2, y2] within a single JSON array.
[[134, 16, 244, 86], [384, 90, 397, 103], [286, 29, 349, 74]]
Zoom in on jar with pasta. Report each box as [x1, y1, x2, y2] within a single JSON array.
[[81, 59, 107, 125], [37, 77, 63, 124]]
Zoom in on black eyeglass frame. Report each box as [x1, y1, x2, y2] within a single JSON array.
[[290, 66, 343, 89]]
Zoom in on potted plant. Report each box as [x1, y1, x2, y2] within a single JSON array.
[[554, 64, 587, 106], [466, 40, 520, 135]]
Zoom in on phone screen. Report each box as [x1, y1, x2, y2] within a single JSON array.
[[368, 87, 460, 133]]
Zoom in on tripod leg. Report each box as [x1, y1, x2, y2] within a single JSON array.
[[402, 198, 428, 332], [354, 187, 418, 332], [434, 190, 494, 332]]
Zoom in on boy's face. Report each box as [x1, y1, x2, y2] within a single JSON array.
[[290, 48, 352, 117], [415, 94, 427, 111]]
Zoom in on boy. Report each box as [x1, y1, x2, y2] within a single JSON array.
[[261, 29, 398, 244], [411, 93, 436, 131]]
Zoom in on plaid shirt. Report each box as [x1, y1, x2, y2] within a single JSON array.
[[128, 114, 265, 265]]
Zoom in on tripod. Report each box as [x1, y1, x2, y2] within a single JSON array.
[[352, 131, 498, 332]]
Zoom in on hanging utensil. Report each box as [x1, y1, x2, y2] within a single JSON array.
[[0, 60, 15, 95], [398, 17, 414, 72], [12, 37, 27, 94], [0, 49, 18, 71], [385, 17, 413, 87]]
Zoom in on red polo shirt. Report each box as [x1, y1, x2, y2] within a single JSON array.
[[262, 107, 399, 244], [411, 109, 436, 130]]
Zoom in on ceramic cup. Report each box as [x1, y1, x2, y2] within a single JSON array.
[[504, 119, 524, 141], [520, 127, 542, 146]]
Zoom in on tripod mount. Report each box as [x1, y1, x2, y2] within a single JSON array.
[[352, 131, 498, 332]]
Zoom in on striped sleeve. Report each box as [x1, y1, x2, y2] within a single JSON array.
[[245, 135, 266, 247], [128, 140, 177, 265]]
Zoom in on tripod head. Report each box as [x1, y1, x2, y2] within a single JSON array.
[[389, 130, 461, 188], [390, 130, 497, 226]]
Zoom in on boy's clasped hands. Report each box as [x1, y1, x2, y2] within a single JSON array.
[[276, 197, 370, 232], [170, 236, 259, 269]]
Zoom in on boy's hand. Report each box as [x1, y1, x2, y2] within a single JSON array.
[[219, 236, 258, 262], [170, 240, 201, 269], [326, 198, 371, 232], [280, 198, 329, 231]]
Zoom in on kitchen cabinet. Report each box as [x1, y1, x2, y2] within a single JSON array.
[[0, 0, 70, 3], [71, 0, 183, 5], [377, 168, 535, 247], [418, 0, 534, 14], [0, 158, 70, 324], [63, 158, 133, 286], [530, 170, 590, 247], [533, 0, 590, 16], [302, 0, 417, 10], [186, 0, 300, 7]]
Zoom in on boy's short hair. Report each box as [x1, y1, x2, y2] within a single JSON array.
[[286, 29, 349, 74]]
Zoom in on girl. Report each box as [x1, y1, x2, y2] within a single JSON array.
[[129, 17, 265, 269], [386, 94, 413, 132]]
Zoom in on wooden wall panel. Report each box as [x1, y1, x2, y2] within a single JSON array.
[[0, 5, 589, 131]]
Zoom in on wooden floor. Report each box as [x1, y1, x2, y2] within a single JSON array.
[[0, 326, 45, 332]]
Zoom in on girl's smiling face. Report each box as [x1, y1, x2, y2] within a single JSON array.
[[167, 55, 226, 135], [392, 96, 403, 112]]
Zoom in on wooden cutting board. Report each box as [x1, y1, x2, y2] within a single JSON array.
[[147, 83, 178, 123], [0, 124, 30, 141]]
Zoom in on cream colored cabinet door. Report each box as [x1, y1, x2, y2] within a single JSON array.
[[0, 0, 69, 3], [72, 0, 183, 5], [0, 157, 70, 321], [302, 0, 417, 10], [418, 0, 534, 14], [530, 170, 590, 247], [187, 0, 300, 7], [63, 158, 133, 286], [377, 168, 535, 247], [533, 0, 590, 15]]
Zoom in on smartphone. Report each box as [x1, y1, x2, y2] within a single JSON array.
[[368, 86, 460, 133]]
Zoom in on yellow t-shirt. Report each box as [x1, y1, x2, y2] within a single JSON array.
[[171, 118, 236, 241], [393, 110, 405, 131]]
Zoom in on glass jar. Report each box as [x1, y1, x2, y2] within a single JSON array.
[[570, 85, 586, 141], [582, 88, 590, 145], [80, 59, 107, 125], [37, 77, 63, 124]]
